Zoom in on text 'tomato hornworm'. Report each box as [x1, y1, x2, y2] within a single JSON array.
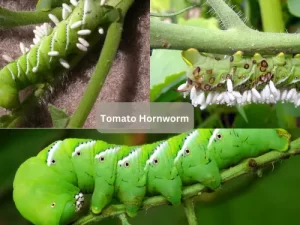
[[13, 129, 290, 225]]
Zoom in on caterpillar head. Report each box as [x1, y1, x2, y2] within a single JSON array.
[[13, 157, 84, 225]]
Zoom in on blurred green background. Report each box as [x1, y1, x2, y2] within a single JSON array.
[[1, 129, 300, 225], [150, 0, 300, 128]]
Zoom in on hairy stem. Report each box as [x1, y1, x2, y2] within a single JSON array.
[[150, 18, 300, 54], [258, 0, 284, 32], [72, 137, 300, 225], [67, 0, 134, 128], [150, 0, 300, 54], [206, 0, 249, 30], [0, 7, 62, 28]]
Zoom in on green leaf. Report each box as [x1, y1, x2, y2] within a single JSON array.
[[150, 0, 171, 12], [150, 49, 186, 88], [48, 104, 70, 128], [150, 71, 186, 101], [287, 0, 300, 17], [233, 105, 278, 128], [0, 113, 25, 128], [236, 106, 248, 123]]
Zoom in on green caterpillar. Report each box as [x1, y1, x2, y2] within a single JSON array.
[[0, 0, 118, 109], [177, 48, 300, 109], [13, 129, 291, 225]]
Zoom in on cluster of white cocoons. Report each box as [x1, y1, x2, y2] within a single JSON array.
[[178, 79, 300, 110], [75, 192, 84, 212]]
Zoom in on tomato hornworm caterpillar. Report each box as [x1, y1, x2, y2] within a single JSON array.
[[0, 0, 119, 110], [13, 129, 290, 225], [177, 48, 300, 110]]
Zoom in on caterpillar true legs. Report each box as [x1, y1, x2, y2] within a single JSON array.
[[13, 129, 290, 225]]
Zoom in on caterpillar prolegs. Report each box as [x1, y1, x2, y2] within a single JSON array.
[[13, 129, 291, 225], [0, 0, 118, 109], [177, 48, 300, 110]]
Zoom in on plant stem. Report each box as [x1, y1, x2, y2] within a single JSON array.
[[183, 199, 198, 225], [258, 0, 284, 32], [151, 0, 300, 54], [118, 214, 132, 225], [0, 7, 62, 28], [72, 137, 300, 225], [206, 0, 249, 30], [150, 18, 300, 54], [67, 0, 134, 128]]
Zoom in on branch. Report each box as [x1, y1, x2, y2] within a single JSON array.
[[150, 18, 300, 54], [0, 7, 62, 28], [206, 0, 249, 30], [72, 137, 300, 225], [67, 0, 134, 128], [150, 0, 300, 55]]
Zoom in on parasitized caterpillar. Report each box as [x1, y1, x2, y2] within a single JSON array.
[[0, 0, 118, 109], [13, 128, 290, 225], [177, 48, 300, 110]]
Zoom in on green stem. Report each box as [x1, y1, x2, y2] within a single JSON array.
[[183, 199, 198, 225], [258, 0, 284, 32], [151, 0, 300, 54], [67, 0, 134, 128], [118, 214, 132, 225], [72, 137, 300, 225], [206, 0, 250, 30], [150, 5, 195, 17], [0, 7, 62, 28], [150, 18, 300, 54]]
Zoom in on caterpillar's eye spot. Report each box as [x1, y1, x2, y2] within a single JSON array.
[[77, 152, 81, 156], [244, 64, 249, 69], [216, 134, 222, 140], [217, 83, 223, 87], [185, 149, 190, 155], [124, 162, 130, 168], [153, 159, 159, 165], [51, 160, 56, 164], [261, 60, 268, 68], [100, 157, 104, 162], [230, 56, 234, 62], [252, 60, 257, 64], [226, 74, 231, 79], [51, 202, 56, 208]]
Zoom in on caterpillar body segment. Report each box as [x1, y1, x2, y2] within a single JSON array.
[[178, 48, 300, 109], [0, 0, 119, 110], [207, 129, 291, 169], [13, 129, 291, 225]]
